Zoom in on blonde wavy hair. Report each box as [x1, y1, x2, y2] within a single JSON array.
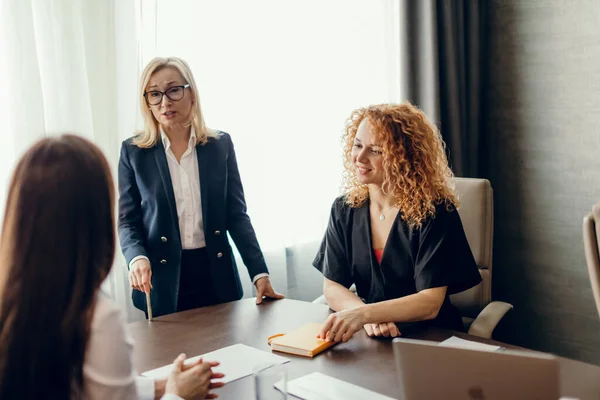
[[133, 57, 218, 148], [342, 102, 458, 228]]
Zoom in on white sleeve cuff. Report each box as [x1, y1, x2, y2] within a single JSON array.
[[160, 394, 184, 400], [129, 255, 150, 270], [135, 376, 155, 400], [252, 273, 269, 285]]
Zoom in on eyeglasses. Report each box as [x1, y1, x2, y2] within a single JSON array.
[[144, 84, 190, 106]]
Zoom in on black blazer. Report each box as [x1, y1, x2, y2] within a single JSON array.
[[313, 197, 481, 331], [118, 131, 268, 317]]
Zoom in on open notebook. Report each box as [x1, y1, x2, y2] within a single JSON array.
[[268, 323, 335, 358]]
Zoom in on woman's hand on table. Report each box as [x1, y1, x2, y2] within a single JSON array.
[[165, 354, 225, 399], [363, 322, 401, 338], [255, 277, 285, 305], [317, 307, 367, 343]]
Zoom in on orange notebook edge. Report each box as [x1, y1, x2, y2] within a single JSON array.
[[268, 322, 335, 357], [267, 333, 286, 344], [307, 339, 335, 357]]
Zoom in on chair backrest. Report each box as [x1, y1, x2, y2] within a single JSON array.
[[583, 203, 600, 318], [449, 178, 494, 321]]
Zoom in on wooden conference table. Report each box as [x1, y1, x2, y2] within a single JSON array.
[[129, 298, 600, 399]]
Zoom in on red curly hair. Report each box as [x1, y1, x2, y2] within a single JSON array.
[[342, 102, 458, 228]]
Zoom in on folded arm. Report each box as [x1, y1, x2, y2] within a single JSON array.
[[323, 277, 365, 311], [361, 286, 447, 323], [320, 278, 447, 342]]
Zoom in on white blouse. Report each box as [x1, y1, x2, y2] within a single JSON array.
[[161, 129, 206, 250], [83, 293, 182, 400]]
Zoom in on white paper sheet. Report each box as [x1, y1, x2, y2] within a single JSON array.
[[141, 343, 290, 383], [275, 372, 396, 400], [439, 336, 503, 352]]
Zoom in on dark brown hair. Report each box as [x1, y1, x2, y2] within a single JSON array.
[[0, 135, 115, 399]]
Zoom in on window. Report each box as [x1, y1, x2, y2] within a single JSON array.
[[140, 0, 400, 250]]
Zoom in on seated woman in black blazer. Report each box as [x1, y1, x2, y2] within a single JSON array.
[[119, 57, 283, 317], [315, 103, 481, 343]]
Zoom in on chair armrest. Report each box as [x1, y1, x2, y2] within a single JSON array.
[[468, 301, 513, 339]]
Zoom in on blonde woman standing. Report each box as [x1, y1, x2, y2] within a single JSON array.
[[119, 57, 283, 318]]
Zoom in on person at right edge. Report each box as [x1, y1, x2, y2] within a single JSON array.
[[314, 102, 482, 343]]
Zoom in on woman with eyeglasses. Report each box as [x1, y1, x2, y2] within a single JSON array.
[[0, 135, 224, 399], [119, 57, 283, 319]]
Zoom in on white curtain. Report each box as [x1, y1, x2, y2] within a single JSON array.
[[0, 0, 141, 319]]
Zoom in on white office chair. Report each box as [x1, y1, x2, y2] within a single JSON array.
[[583, 202, 600, 318], [313, 178, 513, 339]]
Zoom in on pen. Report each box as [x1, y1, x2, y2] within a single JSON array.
[[146, 291, 153, 322]]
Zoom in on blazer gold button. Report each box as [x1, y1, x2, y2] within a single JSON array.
[[217, 252, 223, 258], [161, 236, 167, 243], [215, 230, 221, 236], [160, 259, 167, 264]]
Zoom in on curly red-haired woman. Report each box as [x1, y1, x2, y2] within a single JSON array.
[[315, 102, 481, 343]]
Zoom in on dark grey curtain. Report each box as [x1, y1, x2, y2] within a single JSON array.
[[398, 0, 485, 177]]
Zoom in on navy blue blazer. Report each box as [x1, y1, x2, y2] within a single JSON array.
[[118, 131, 269, 317]]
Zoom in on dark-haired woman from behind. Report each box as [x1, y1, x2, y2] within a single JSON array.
[[0, 135, 224, 399]]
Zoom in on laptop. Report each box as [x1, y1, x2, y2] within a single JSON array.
[[392, 338, 560, 400]]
